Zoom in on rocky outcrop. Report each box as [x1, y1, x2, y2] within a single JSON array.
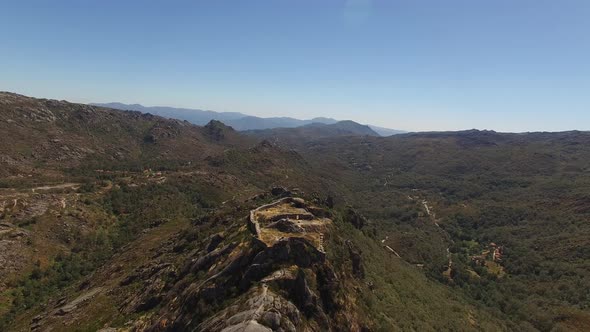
[[270, 186, 291, 197], [186, 242, 238, 275], [197, 285, 301, 332], [129, 196, 357, 331], [346, 240, 365, 279], [120, 262, 178, 313], [144, 122, 181, 144], [31, 287, 104, 330], [344, 207, 367, 230], [206, 233, 225, 252], [16, 191, 365, 332], [239, 237, 326, 290]]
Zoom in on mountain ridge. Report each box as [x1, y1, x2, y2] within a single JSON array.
[[90, 102, 405, 135], [242, 120, 380, 148]]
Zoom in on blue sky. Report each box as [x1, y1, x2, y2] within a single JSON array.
[[1, 0, 589, 132]]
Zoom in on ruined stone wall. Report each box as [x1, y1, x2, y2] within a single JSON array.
[[248, 197, 307, 238]]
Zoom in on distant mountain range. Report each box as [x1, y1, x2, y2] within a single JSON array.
[[243, 120, 380, 147], [90, 102, 405, 136]]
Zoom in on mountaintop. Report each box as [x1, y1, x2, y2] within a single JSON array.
[[243, 120, 380, 148]]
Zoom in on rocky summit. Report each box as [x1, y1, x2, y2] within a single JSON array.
[[19, 191, 362, 331]]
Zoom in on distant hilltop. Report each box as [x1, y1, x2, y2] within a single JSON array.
[[90, 102, 406, 136]]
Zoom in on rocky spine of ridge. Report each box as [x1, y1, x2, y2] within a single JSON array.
[[25, 192, 366, 331], [163, 196, 349, 331]]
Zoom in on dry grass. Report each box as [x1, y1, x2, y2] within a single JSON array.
[[252, 200, 329, 249]]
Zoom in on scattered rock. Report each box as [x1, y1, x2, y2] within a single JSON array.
[[206, 233, 225, 252], [267, 218, 304, 233], [52, 287, 103, 316], [271, 186, 291, 197]]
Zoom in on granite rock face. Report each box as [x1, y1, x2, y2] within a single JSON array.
[[16, 193, 366, 332], [133, 197, 358, 331], [197, 285, 301, 332]]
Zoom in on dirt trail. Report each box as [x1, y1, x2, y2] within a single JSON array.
[[31, 183, 80, 193], [385, 245, 401, 258], [419, 195, 453, 276], [422, 200, 439, 227], [380, 236, 402, 258]]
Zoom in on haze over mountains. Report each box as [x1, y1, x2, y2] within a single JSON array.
[[91, 102, 405, 136]]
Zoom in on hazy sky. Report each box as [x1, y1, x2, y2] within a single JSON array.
[[1, 0, 589, 132]]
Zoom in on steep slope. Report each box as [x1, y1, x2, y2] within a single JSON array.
[[290, 130, 590, 331], [0, 92, 258, 180]]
